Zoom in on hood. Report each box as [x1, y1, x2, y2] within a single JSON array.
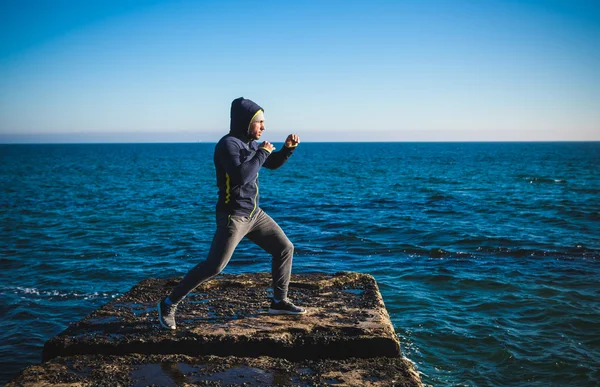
[[229, 97, 264, 140]]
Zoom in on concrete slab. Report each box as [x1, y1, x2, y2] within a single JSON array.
[[43, 272, 401, 362], [7, 354, 422, 387]]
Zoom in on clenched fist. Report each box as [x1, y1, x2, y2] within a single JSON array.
[[285, 134, 300, 148], [259, 141, 275, 152]]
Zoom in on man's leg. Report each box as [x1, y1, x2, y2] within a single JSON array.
[[246, 209, 294, 301], [247, 209, 305, 315], [158, 213, 250, 329], [169, 214, 251, 303]]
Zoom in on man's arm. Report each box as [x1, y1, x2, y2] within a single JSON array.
[[263, 134, 300, 170], [218, 138, 271, 184]]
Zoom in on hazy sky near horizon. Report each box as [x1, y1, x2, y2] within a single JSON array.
[[1, 0, 599, 143]]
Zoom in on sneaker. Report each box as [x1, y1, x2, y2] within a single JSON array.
[[157, 299, 177, 330], [268, 299, 307, 315]]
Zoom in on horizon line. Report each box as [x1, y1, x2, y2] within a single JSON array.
[[2, 140, 599, 145]]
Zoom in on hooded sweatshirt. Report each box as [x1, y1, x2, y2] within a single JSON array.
[[214, 97, 295, 217]]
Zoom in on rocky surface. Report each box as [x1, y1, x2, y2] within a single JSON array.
[[7, 353, 422, 386], [43, 272, 401, 361], [9, 272, 423, 386]]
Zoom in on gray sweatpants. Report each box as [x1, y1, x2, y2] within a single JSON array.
[[168, 208, 294, 304]]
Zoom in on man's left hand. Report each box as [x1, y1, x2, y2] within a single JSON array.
[[285, 134, 300, 148]]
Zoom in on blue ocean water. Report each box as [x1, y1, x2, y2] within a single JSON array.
[[1, 142, 599, 386]]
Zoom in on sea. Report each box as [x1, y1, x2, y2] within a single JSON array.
[[1, 142, 599, 386]]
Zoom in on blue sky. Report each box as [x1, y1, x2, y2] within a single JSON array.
[[1, 0, 599, 142]]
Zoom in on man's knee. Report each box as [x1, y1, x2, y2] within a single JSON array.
[[281, 240, 294, 256]]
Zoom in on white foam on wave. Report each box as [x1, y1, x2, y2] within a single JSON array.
[[9, 287, 117, 299], [525, 176, 566, 184]]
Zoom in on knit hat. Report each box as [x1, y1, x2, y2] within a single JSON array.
[[249, 109, 264, 124]]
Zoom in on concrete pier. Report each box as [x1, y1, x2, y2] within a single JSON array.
[[9, 272, 423, 386]]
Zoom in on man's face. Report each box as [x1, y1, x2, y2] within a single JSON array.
[[248, 120, 265, 140]]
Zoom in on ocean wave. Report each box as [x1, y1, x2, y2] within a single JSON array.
[[520, 176, 567, 184], [426, 192, 456, 202], [4, 287, 118, 300]]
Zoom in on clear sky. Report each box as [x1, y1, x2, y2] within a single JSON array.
[[1, 0, 599, 143]]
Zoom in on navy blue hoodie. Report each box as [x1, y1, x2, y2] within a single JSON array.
[[214, 97, 295, 217]]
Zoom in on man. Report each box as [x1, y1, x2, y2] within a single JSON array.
[[157, 97, 306, 330]]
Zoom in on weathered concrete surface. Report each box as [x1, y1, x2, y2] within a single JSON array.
[[7, 354, 422, 386], [43, 272, 401, 362]]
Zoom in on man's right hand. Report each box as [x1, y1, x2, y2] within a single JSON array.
[[259, 141, 275, 152]]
